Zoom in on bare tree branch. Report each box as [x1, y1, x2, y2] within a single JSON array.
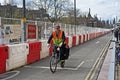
[[31, 0, 70, 22]]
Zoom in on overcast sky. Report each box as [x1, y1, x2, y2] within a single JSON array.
[[75, 0, 120, 21], [0, 0, 120, 21]]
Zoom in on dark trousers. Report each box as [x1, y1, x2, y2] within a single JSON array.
[[53, 44, 68, 60], [60, 44, 66, 60], [53, 44, 69, 60]]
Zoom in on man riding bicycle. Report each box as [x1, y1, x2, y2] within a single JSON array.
[[47, 24, 68, 67]]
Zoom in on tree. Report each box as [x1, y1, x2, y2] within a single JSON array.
[[31, 0, 71, 22], [63, 7, 82, 25]]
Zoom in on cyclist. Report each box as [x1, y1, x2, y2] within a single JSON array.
[[47, 24, 67, 67], [114, 28, 119, 41]]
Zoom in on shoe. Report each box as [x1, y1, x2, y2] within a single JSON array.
[[60, 60, 65, 68]]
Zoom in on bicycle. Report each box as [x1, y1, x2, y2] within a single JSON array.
[[50, 44, 65, 73]]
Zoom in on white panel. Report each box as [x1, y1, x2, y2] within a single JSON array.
[[87, 34, 90, 41], [40, 41, 49, 59], [76, 35, 79, 45], [6, 43, 29, 71], [81, 35, 83, 43], [68, 36, 72, 48]]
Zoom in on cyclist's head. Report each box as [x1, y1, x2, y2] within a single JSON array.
[[55, 24, 60, 30]]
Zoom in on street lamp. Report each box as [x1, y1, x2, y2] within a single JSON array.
[[74, 0, 76, 34], [23, 0, 26, 41], [23, 0, 26, 19]]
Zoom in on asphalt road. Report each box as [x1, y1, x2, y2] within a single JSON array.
[[2, 33, 112, 80]]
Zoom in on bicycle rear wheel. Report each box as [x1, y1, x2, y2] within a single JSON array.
[[50, 55, 57, 73]]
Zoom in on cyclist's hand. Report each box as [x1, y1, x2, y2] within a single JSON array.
[[47, 43, 50, 47]]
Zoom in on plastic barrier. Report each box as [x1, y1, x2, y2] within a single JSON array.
[[89, 33, 92, 40], [41, 40, 49, 59], [72, 36, 76, 47], [87, 34, 89, 41], [93, 33, 95, 39], [6, 43, 29, 71], [90, 33, 93, 39], [85, 34, 87, 42], [0, 45, 8, 74], [0, 31, 110, 73], [80, 35, 84, 44], [0, 59, 6, 74], [27, 41, 41, 64], [76, 35, 79, 45], [78, 35, 81, 44], [83, 34, 86, 42], [65, 37, 69, 46], [68, 36, 72, 48], [49, 40, 53, 56]]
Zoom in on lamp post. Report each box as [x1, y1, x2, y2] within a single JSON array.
[[74, 0, 76, 34], [23, 0, 26, 41]]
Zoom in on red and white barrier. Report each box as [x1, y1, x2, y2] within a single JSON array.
[[72, 36, 76, 47], [40, 40, 49, 59], [27, 41, 41, 64], [76, 35, 79, 45], [6, 43, 29, 71], [0, 31, 111, 74], [68, 36, 72, 48]]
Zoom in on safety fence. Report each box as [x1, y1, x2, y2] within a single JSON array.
[[0, 17, 110, 44]]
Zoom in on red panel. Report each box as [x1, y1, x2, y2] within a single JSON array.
[[65, 37, 69, 46], [49, 40, 53, 56], [89, 33, 91, 40], [83, 34, 85, 42], [79, 35, 81, 44], [27, 53, 40, 64], [0, 59, 6, 74], [27, 41, 41, 64], [0, 45, 8, 59], [86, 34, 88, 41], [72, 36, 76, 47], [28, 41, 41, 53]]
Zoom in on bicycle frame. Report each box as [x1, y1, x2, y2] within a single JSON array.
[[49, 44, 65, 73], [50, 45, 61, 73]]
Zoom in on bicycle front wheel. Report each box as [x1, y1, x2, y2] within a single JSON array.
[[50, 55, 57, 73]]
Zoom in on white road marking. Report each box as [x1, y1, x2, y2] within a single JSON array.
[[25, 61, 85, 71], [25, 65, 77, 70], [75, 61, 85, 70], [1, 71, 20, 80]]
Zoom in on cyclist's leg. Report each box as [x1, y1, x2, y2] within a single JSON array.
[[60, 44, 66, 67], [60, 44, 66, 60]]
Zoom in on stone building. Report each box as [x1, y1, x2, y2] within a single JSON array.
[[0, 4, 47, 20]]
